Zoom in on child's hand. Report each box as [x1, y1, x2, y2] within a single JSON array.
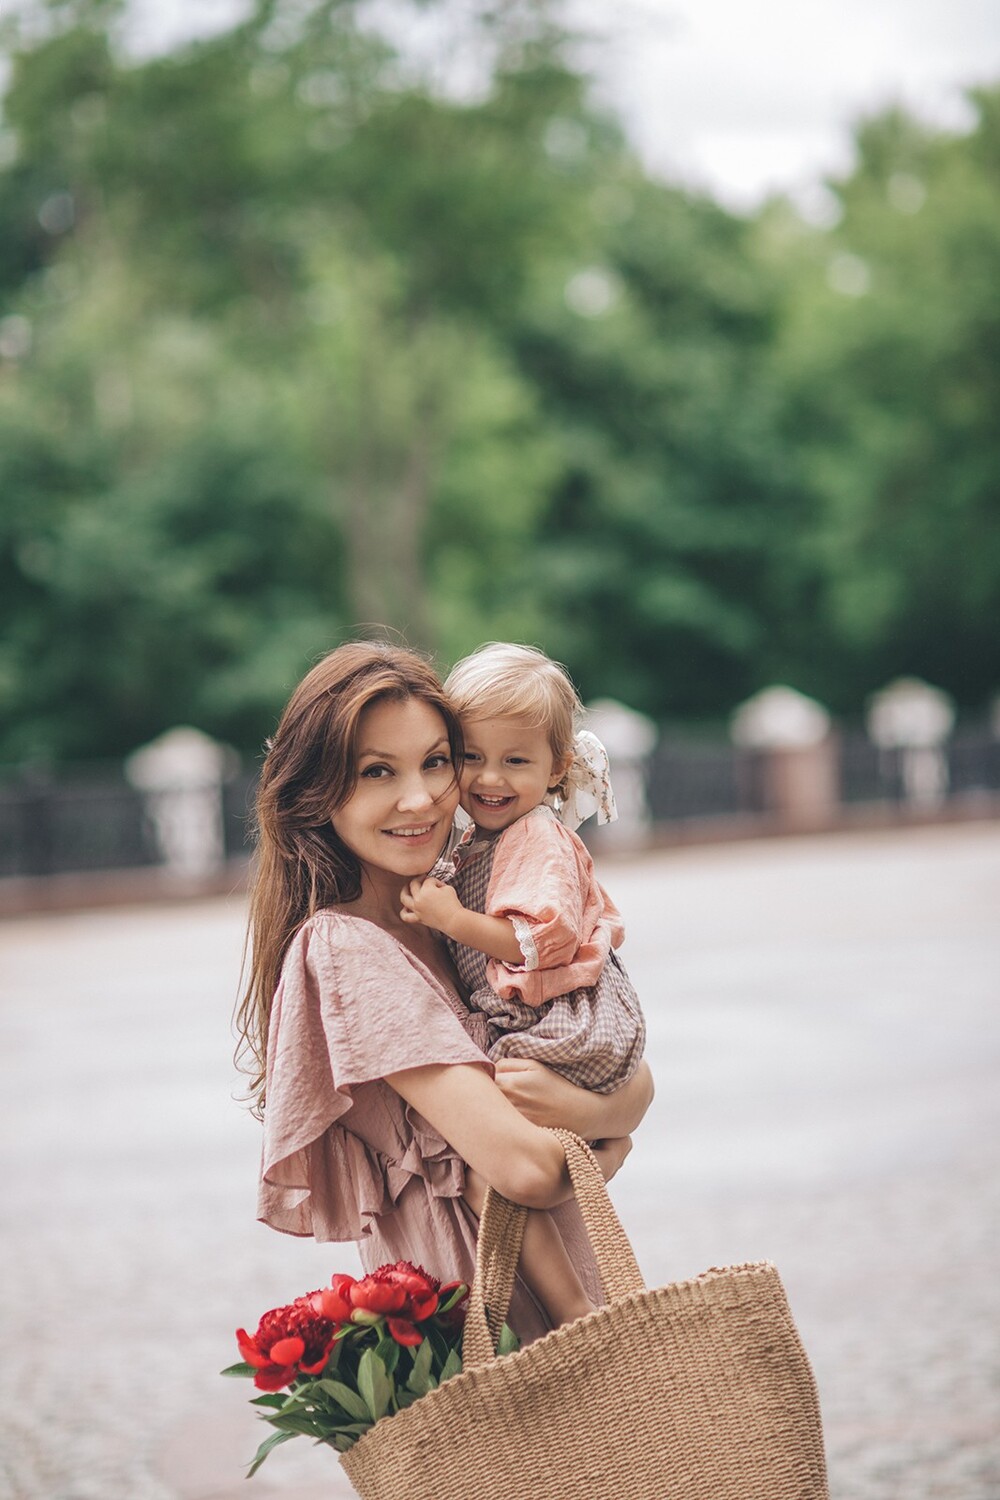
[[400, 877, 463, 935]]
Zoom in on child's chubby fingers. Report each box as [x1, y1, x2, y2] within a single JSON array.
[[399, 880, 424, 922]]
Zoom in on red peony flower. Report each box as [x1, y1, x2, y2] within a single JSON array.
[[385, 1317, 424, 1345], [313, 1272, 356, 1324], [236, 1293, 336, 1391], [343, 1262, 445, 1344], [225, 1259, 483, 1477]]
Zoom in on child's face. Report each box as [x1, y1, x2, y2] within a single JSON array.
[[459, 716, 569, 832]]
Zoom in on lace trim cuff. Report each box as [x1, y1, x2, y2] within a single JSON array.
[[509, 915, 539, 971]]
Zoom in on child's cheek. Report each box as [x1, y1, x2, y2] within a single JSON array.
[[458, 787, 476, 818]]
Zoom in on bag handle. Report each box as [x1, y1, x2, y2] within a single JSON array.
[[462, 1129, 646, 1370]]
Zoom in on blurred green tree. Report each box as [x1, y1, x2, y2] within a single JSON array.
[[762, 87, 1000, 712], [0, 0, 577, 755], [0, 0, 997, 759]]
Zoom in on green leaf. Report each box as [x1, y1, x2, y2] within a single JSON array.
[[425, 1324, 451, 1368], [219, 1361, 256, 1377], [439, 1348, 463, 1383], [250, 1393, 287, 1409], [406, 1335, 435, 1396], [357, 1348, 393, 1422], [316, 1379, 371, 1422], [374, 1334, 400, 1376], [332, 1433, 356, 1452], [278, 1388, 309, 1412], [247, 1429, 296, 1478], [267, 1413, 325, 1437], [496, 1324, 520, 1357]]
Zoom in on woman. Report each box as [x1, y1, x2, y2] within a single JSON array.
[[237, 642, 653, 1341]]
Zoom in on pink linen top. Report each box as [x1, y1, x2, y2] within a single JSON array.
[[256, 909, 601, 1343], [484, 807, 625, 1008]]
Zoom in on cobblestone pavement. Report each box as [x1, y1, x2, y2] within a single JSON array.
[[1, 822, 998, 1500]]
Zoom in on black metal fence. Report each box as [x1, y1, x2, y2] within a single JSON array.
[[0, 764, 257, 881], [1, 730, 998, 883]]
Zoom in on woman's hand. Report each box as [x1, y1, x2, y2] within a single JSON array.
[[493, 1057, 654, 1138]]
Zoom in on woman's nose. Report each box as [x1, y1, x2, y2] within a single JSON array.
[[397, 775, 434, 812]]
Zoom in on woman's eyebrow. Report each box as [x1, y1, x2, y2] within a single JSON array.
[[358, 739, 450, 760]]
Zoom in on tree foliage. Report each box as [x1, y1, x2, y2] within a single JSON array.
[[0, 0, 997, 758]]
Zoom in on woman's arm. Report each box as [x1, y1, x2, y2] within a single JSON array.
[[385, 1061, 632, 1209], [492, 1058, 654, 1138]]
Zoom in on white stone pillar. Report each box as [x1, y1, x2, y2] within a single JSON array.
[[125, 727, 237, 880], [730, 685, 837, 829], [866, 678, 955, 809], [582, 698, 658, 851]]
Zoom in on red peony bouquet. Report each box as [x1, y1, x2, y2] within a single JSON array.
[[222, 1261, 517, 1476]]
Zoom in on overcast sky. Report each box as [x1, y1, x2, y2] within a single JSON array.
[[576, 0, 1000, 208], [128, 0, 1000, 210]]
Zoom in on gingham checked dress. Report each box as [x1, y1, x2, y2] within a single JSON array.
[[439, 805, 645, 1093]]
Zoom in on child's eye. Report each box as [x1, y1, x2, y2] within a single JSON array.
[[463, 752, 481, 763], [507, 757, 528, 766]]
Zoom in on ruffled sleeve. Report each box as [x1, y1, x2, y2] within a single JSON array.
[[258, 912, 491, 1242], [485, 808, 624, 1007]]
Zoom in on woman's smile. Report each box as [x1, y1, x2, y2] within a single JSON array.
[[331, 697, 460, 881]]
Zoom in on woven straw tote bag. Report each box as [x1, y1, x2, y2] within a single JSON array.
[[341, 1129, 829, 1500]]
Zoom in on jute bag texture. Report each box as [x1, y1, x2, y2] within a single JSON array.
[[341, 1130, 828, 1500]]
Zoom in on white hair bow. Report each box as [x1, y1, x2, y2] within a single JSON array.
[[544, 728, 618, 831]]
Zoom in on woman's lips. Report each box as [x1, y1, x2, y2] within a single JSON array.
[[383, 823, 437, 843]]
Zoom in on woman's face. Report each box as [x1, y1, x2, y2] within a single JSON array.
[[331, 697, 459, 883]]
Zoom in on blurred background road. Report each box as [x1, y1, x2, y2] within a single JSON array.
[[1, 820, 998, 1500]]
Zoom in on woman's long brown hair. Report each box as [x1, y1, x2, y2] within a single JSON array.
[[235, 641, 463, 1117]]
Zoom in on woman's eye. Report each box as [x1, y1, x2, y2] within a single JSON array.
[[425, 754, 452, 771], [360, 764, 391, 780]]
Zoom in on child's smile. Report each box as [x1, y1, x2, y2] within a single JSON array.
[[459, 717, 569, 832]]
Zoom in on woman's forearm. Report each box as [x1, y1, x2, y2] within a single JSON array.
[[580, 1061, 654, 1138], [386, 1061, 573, 1209]]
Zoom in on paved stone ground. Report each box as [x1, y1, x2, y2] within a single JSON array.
[[1, 822, 998, 1500]]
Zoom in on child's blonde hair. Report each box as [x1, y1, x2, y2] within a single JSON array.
[[444, 642, 582, 775]]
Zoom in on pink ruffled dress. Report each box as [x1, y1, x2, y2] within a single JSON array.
[[256, 909, 601, 1343]]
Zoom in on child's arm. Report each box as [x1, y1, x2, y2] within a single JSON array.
[[400, 877, 525, 967], [463, 1166, 595, 1330]]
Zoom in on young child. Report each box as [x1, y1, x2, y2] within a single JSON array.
[[400, 641, 646, 1327]]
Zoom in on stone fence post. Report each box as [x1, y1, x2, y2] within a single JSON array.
[[730, 686, 838, 830], [582, 698, 658, 851], [125, 727, 238, 880], [866, 677, 955, 808]]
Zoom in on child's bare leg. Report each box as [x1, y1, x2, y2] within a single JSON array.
[[464, 1168, 595, 1329]]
